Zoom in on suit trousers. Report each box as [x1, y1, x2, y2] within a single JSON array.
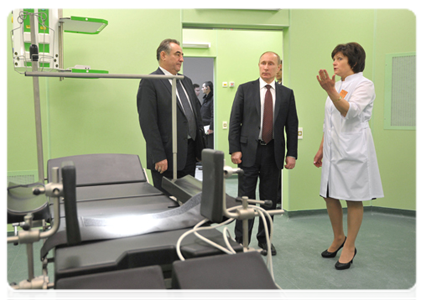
[[235, 140, 280, 244], [151, 138, 197, 195]]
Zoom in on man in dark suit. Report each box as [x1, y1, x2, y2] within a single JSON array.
[[228, 51, 298, 255], [137, 39, 205, 192]]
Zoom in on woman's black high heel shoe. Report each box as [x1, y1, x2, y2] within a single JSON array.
[[335, 248, 357, 270], [321, 236, 346, 258]]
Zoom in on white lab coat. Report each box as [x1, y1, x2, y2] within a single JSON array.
[[320, 72, 384, 201]]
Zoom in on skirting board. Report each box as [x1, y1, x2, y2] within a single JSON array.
[[285, 206, 415, 218]]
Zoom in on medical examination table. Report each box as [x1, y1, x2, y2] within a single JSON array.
[[8, 152, 278, 289]]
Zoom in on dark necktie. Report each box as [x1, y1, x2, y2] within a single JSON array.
[[177, 81, 197, 140], [262, 85, 273, 144]]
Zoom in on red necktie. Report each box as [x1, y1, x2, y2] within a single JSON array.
[[262, 85, 273, 144]]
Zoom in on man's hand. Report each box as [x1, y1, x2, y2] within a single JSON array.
[[155, 159, 168, 174], [231, 152, 242, 165], [285, 156, 296, 169]]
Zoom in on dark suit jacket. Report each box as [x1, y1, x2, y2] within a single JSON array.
[[200, 93, 214, 130], [137, 68, 205, 171], [228, 79, 298, 170]]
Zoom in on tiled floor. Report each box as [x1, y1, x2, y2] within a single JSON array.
[[7, 167, 416, 291]]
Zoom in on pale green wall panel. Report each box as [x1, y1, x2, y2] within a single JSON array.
[[183, 29, 217, 57], [57, 9, 182, 182], [182, 9, 289, 29], [7, 9, 183, 183], [285, 9, 415, 212], [285, 9, 376, 212], [370, 9, 416, 210]]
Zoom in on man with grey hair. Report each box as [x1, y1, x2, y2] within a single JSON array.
[[137, 39, 205, 193], [229, 51, 298, 255]]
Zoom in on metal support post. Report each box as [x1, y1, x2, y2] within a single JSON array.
[[172, 78, 177, 180], [241, 196, 250, 250], [29, 13, 45, 183]]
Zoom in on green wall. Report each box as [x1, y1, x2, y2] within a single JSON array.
[[7, 9, 416, 213], [7, 9, 183, 182], [286, 9, 377, 211], [370, 10, 416, 210], [284, 9, 416, 212], [182, 9, 289, 29]]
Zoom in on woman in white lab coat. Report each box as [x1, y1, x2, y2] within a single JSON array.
[[314, 42, 384, 270]]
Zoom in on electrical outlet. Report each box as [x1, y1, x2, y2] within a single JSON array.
[[222, 121, 228, 129], [298, 127, 303, 139]]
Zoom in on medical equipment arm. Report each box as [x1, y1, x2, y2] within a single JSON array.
[[7, 162, 80, 289]]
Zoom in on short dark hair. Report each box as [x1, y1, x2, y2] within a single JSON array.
[[156, 39, 180, 62], [331, 42, 366, 73], [203, 81, 213, 90], [193, 83, 200, 89], [259, 51, 282, 65]]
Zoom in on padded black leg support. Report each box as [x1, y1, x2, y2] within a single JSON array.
[[56, 265, 166, 289], [171, 251, 278, 289], [162, 175, 202, 204]]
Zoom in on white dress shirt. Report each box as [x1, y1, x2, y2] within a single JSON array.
[[159, 66, 193, 112]]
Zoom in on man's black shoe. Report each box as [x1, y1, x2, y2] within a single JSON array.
[[258, 242, 276, 256]]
